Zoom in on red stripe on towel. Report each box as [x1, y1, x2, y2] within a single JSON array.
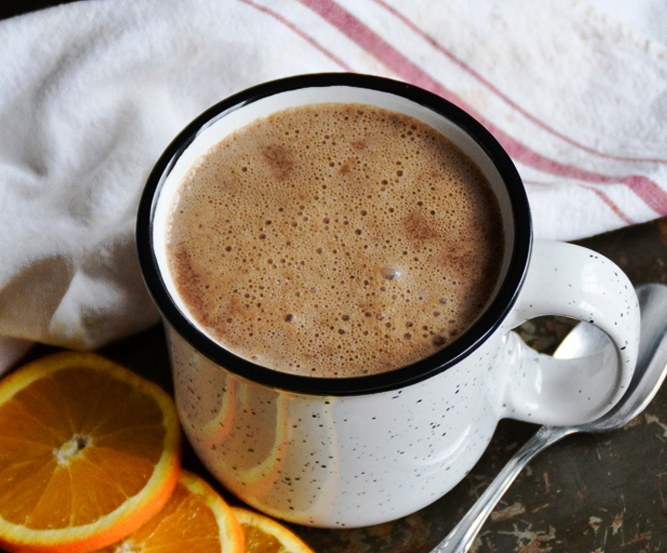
[[238, 0, 354, 71], [372, 0, 667, 165], [299, 0, 667, 217], [579, 185, 636, 225]]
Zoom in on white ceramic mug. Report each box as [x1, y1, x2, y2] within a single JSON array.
[[137, 74, 640, 528]]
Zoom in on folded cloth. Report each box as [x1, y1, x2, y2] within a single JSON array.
[[1, 0, 666, 374]]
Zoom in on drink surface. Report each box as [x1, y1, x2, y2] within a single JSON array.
[[166, 103, 504, 377]]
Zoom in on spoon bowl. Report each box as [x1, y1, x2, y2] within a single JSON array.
[[431, 283, 667, 553]]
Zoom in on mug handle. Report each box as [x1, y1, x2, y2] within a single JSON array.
[[500, 239, 640, 426]]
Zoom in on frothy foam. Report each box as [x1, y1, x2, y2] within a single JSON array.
[[166, 103, 504, 377]]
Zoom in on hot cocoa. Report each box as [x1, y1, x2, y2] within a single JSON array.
[[166, 103, 504, 377]]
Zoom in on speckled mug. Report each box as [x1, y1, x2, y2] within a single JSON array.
[[137, 74, 640, 528]]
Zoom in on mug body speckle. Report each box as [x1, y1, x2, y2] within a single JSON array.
[[168, 323, 506, 527]]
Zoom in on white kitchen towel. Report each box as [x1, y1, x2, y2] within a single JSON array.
[[1, 0, 666, 373]]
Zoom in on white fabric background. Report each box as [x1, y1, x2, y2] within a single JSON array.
[[1, 0, 666, 372]]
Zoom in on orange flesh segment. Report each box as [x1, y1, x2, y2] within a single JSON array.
[[232, 508, 314, 553], [243, 525, 284, 553], [0, 352, 181, 553], [97, 471, 244, 553], [0, 367, 166, 529]]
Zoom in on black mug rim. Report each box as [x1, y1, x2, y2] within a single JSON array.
[[136, 72, 532, 396]]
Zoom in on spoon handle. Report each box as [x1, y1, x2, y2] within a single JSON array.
[[430, 425, 573, 553]]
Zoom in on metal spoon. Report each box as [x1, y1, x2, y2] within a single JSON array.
[[431, 283, 667, 553]]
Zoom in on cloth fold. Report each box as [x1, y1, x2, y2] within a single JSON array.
[[1, 0, 666, 373]]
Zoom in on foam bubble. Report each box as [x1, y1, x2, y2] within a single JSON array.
[[381, 265, 401, 280]]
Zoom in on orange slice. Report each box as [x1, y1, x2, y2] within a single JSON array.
[[96, 471, 244, 553], [232, 508, 314, 553], [0, 351, 181, 553]]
